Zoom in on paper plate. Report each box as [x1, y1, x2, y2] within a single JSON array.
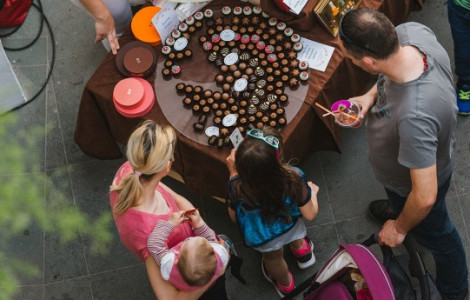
[[131, 6, 162, 46], [113, 78, 145, 108], [115, 41, 157, 77], [114, 78, 155, 118]]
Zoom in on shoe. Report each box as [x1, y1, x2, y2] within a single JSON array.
[[457, 83, 470, 116], [218, 234, 237, 256], [368, 200, 398, 225], [290, 237, 316, 269], [261, 259, 295, 298]]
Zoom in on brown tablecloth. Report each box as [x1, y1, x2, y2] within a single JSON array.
[[74, 0, 423, 197]]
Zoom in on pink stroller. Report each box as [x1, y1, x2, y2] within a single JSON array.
[[285, 234, 438, 300]]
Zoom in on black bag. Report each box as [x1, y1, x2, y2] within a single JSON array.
[[364, 234, 441, 300]]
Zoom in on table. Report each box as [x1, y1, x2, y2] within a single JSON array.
[[74, 0, 424, 198]]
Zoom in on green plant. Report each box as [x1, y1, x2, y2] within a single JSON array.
[[0, 114, 112, 300]]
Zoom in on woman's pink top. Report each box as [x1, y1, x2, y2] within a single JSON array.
[[109, 162, 194, 261]]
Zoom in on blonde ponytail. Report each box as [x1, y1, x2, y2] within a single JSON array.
[[111, 121, 176, 213]]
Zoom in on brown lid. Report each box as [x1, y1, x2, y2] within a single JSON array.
[[123, 47, 154, 77], [115, 41, 156, 78]]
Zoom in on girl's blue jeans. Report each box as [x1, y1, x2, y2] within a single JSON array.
[[386, 176, 468, 298]]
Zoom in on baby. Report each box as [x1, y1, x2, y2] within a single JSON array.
[[147, 209, 229, 291]]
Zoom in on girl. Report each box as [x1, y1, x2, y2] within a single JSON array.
[[110, 120, 228, 299], [225, 126, 319, 297]]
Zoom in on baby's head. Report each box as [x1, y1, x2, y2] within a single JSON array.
[[177, 237, 217, 287]]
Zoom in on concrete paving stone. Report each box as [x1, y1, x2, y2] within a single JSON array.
[[51, 52, 107, 165], [454, 117, 470, 195], [90, 264, 154, 300], [3, 37, 47, 66], [299, 152, 335, 226], [68, 159, 141, 274], [0, 174, 46, 286], [44, 168, 88, 283], [44, 277, 92, 300], [45, 82, 68, 170], [8, 285, 43, 300]]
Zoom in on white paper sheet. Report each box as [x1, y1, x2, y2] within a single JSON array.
[[283, 0, 308, 15], [296, 37, 335, 72], [152, 2, 179, 45]]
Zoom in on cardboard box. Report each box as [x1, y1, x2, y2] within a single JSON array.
[[313, 0, 362, 36]]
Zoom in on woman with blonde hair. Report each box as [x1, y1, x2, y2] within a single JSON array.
[[109, 120, 228, 299]]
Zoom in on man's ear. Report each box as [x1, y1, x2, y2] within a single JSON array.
[[361, 56, 375, 68]]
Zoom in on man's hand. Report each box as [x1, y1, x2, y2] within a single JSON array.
[[347, 83, 378, 127], [378, 219, 407, 247]]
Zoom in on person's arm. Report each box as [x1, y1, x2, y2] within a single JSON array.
[[379, 164, 438, 247], [145, 256, 209, 300], [227, 206, 237, 223], [348, 83, 378, 127], [159, 182, 195, 211], [225, 149, 238, 178], [299, 181, 319, 221], [187, 210, 218, 242], [78, 0, 120, 54], [147, 219, 176, 264]]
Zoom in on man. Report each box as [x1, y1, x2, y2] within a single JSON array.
[[338, 8, 468, 299]]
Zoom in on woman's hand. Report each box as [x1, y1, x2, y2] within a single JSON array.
[[226, 149, 237, 177]]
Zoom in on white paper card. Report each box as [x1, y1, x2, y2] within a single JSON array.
[[229, 128, 244, 149], [297, 37, 335, 72], [283, 0, 308, 15], [152, 2, 179, 45]]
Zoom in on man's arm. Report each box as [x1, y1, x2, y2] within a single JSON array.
[[78, 0, 120, 54], [379, 164, 438, 247]]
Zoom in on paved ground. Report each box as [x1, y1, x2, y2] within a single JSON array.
[[1, 0, 469, 299]]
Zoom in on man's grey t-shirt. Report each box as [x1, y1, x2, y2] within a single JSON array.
[[366, 22, 457, 197]]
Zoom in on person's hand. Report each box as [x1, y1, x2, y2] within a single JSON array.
[[308, 181, 319, 195], [347, 92, 375, 128], [94, 11, 120, 55], [378, 219, 407, 247], [185, 209, 204, 228], [167, 211, 185, 227], [226, 149, 237, 176]]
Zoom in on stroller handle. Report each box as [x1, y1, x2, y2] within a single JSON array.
[[362, 233, 431, 300]]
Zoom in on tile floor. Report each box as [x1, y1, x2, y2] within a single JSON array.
[[0, 0, 469, 299]]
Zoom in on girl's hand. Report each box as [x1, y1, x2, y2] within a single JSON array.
[[167, 211, 185, 227], [308, 181, 319, 195], [186, 209, 204, 228]]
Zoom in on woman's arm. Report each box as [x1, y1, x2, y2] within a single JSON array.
[[145, 257, 209, 300], [159, 182, 195, 211]]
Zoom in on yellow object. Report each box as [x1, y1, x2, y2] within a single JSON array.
[[328, 2, 339, 16], [131, 6, 162, 46]]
